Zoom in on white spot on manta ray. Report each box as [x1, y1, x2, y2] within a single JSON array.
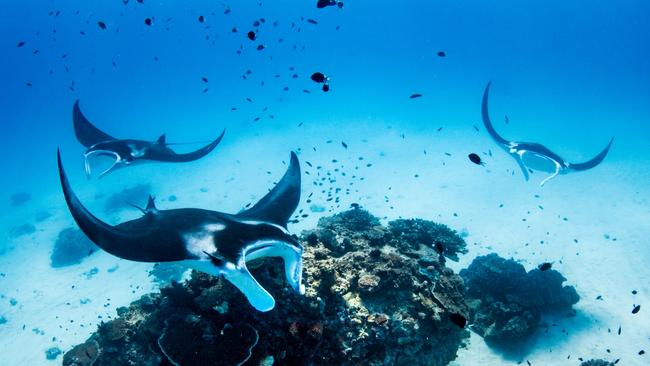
[[183, 223, 226, 258], [128, 143, 148, 158]]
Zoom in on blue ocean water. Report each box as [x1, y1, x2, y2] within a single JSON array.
[[1, 1, 649, 365]]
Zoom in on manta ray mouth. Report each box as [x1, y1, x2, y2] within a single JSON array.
[[84, 150, 122, 178], [243, 240, 305, 295]]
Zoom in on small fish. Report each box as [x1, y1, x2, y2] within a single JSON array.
[[322, 84, 330, 92], [247, 31, 256, 41], [632, 304, 641, 314], [198, 15, 205, 23], [468, 153, 484, 166], [257, 44, 265, 50], [144, 18, 152, 26], [97, 21, 107, 29], [538, 262, 552, 271], [437, 51, 446, 57], [17, 41, 26, 48], [202, 77, 208, 83], [317, 0, 343, 8], [311, 72, 326, 83], [307, 19, 318, 24], [434, 241, 444, 255], [449, 313, 467, 328], [409, 93, 422, 99], [342, 142, 348, 149]]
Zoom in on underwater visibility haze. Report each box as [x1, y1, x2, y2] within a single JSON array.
[[1, 1, 649, 365]]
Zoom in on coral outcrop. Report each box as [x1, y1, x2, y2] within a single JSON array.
[[51, 228, 98, 268], [103, 184, 151, 214], [64, 209, 470, 366], [459, 253, 580, 348], [580, 360, 616, 366], [387, 219, 468, 262]]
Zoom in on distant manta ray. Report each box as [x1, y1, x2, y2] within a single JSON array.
[[73, 100, 225, 177], [58, 149, 304, 312], [482, 82, 614, 186]]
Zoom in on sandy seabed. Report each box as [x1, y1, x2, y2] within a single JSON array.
[[1, 121, 648, 366]]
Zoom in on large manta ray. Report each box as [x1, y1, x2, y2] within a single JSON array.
[[73, 101, 225, 177], [482, 82, 614, 186], [58, 150, 303, 312]]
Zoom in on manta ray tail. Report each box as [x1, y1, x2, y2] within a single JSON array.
[[568, 137, 614, 171], [73, 101, 116, 148], [58, 149, 137, 259], [161, 129, 226, 162], [236, 152, 301, 228], [481, 82, 510, 145]]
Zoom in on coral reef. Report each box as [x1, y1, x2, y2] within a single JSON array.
[[387, 219, 468, 261], [51, 228, 98, 268], [460, 253, 579, 348], [580, 360, 615, 366], [62, 340, 100, 366], [64, 209, 469, 366], [103, 184, 151, 214], [148, 262, 188, 285]]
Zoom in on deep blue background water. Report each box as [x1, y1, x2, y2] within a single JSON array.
[[1, 0, 649, 207], [1, 2, 650, 365]]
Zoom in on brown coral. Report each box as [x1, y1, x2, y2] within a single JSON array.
[[64, 209, 469, 366]]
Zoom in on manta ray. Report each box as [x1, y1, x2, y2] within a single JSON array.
[[58, 149, 304, 312], [482, 82, 614, 186], [73, 101, 225, 177]]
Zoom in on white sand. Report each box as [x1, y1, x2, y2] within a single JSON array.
[[1, 119, 648, 365]]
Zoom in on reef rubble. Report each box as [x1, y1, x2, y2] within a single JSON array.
[[63, 208, 470, 366]]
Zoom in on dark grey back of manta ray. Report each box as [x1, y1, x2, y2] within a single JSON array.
[[73, 100, 225, 163], [57, 149, 301, 262], [481, 82, 614, 172]]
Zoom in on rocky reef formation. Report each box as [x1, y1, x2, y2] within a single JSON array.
[[148, 262, 188, 285], [460, 253, 579, 349], [51, 228, 98, 268], [580, 359, 616, 366], [103, 184, 151, 214], [63, 208, 469, 366], [387, 218, 468, 262]]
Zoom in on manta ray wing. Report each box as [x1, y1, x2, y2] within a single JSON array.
[[236, 151, 301, 228], [481, 82, 511, 146], [73, 101, 116, 148], [568, 137, 614, 171], [58, 149, 138, 257], [157, 129, 226, 162]]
